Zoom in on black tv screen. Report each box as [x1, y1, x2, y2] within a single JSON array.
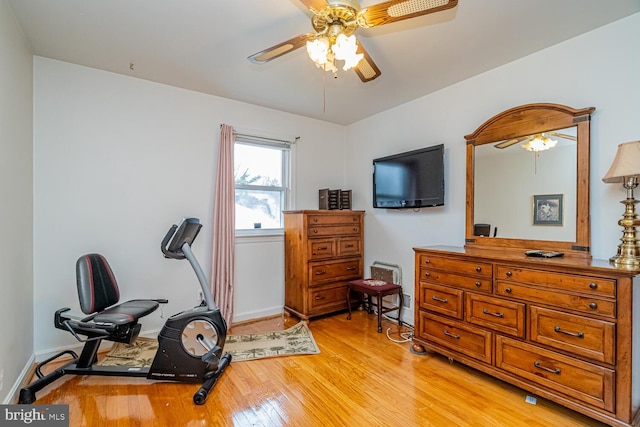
[[372, 144, 445, 209]]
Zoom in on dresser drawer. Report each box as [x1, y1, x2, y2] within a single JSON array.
[[465, 293, 525, 338], [308, 237, 361, 260], [309, 283, 348, 313], [496, 336, 615, 412], [308, 238, 336, 259], [495, 282, 616, 318], [418, 312, 492, 364], [418, 255, 492, 278], [338, 237, 361, 256], [419, 269, 491, 293], [530, 306, 615, 365], [496, 266, 616, 298], [309, 259, 361, 285], [308, 213, 361, 226], [309, 225, 361, 237], [418, 282, 464, 319]]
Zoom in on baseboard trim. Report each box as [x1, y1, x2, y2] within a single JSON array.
[[230, 312, 284, 328], [231, 306, 284, 324], [4, 353, 35, 404]]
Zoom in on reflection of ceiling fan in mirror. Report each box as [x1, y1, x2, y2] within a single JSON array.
[[247, 0, 459, 82], [494, 131, 577, 150]]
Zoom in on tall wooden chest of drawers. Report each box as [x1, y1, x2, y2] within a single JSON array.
[[284, 210, 364, 320], [414, 245, 640, 427]]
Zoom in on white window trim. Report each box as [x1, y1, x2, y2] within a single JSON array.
[[234, 134, 296, 238]]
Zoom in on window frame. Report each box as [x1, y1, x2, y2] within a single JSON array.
[[234, 135, 294, 237]]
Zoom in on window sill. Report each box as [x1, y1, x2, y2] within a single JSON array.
[[235, 229, 284, 244]]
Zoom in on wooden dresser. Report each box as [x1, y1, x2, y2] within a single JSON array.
[[284, 210, 364, 320], [413, 245, 640, 427]]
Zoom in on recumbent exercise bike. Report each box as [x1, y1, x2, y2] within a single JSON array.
[[19, 218, 231, 405]]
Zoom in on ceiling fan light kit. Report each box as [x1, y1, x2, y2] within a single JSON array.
[[306, 33, 363, 75], [248, 0, 459, 82], [521, 133, 558, 152]]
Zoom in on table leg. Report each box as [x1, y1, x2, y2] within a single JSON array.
[[377, 292, 382, 333]]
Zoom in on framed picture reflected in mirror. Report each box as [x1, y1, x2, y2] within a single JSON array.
[[533, 194, 563, 226]]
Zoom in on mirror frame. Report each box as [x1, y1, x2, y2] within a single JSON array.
[[464, 103, 595, 259]]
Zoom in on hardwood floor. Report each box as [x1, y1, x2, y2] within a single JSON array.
[[19, 311, 606, 427]]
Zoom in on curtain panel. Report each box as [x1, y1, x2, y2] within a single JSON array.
[[210, 124, 235, 325]]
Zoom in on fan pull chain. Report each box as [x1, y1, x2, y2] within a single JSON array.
[[323, 63, 327, 113]]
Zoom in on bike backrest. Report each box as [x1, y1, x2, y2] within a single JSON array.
[[76, 254, 121, 314]]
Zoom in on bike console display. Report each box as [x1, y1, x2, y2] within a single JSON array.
[[162, 217, 202, 259]]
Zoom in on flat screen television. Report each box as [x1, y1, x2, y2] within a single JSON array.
[[372, 144, 445, 209]]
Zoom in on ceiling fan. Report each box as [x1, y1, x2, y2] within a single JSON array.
[[494, 131, 577, 150], [247, 0, 459, 82]]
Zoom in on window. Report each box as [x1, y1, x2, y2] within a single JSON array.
[[234, 136, 292, 234]]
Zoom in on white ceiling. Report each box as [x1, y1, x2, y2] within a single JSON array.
[[8, 0, 640, 125]]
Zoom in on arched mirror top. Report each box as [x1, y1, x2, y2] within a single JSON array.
[[464, 103, 595, 259]]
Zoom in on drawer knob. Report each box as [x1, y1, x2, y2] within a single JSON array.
[[506, 271, 512, 277], [475, 281, 481, 287], [482, 308, 504, 318], [589, 283, 598, 290], [534, 361, 561, 375], [315, 270, 326, 275], [315, 295, 326, 300], [589, 302, 598, 309], [317, 246, 328, 250], [346, 266, 356, 271], [554, 326, 584, 338], [313, 229, 318, 234], [505, 287, 512, 293], [313, 217, 318, 222], [424, 272, 431, 277], [475, 266, 481, 272], [345, 244, 354, 248], [432, 295, 448, 303], [424, 259, 431, 264], [443, 330, 460, 339]]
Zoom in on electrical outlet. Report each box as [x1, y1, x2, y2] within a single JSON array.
[[402, 293, 411, 308]]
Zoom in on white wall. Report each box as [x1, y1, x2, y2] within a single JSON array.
[[346, 13, 640, 327], [0, 0, 34, 403], [33, 57, 346, 354]]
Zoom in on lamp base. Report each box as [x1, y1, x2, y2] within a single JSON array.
[[610, 193, 640, 269], [609, 253, 640, 269]]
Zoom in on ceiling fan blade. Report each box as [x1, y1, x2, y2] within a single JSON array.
[[299, 0, 329, 12], [494, 136, 527, 149], [359, 0, 458, 28], [548, 132, 577, 141], [353, 40, 381, 82], [248, 34, 315, 64]]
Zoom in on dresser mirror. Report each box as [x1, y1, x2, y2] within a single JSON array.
[[464, 103, 595, 258]]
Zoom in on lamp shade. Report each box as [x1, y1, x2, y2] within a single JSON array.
[[602, 141, 640, 183]]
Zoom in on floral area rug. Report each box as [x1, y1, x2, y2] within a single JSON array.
[[98, 321, 320, 367]]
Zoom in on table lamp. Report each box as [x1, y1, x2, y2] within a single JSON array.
[[602, 140, 640, 268]]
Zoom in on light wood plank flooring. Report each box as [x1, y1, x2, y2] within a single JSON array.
[[19, 311, 606, 426]]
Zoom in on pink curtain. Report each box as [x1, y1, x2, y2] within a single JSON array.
[[210, 124, 235, 326]]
